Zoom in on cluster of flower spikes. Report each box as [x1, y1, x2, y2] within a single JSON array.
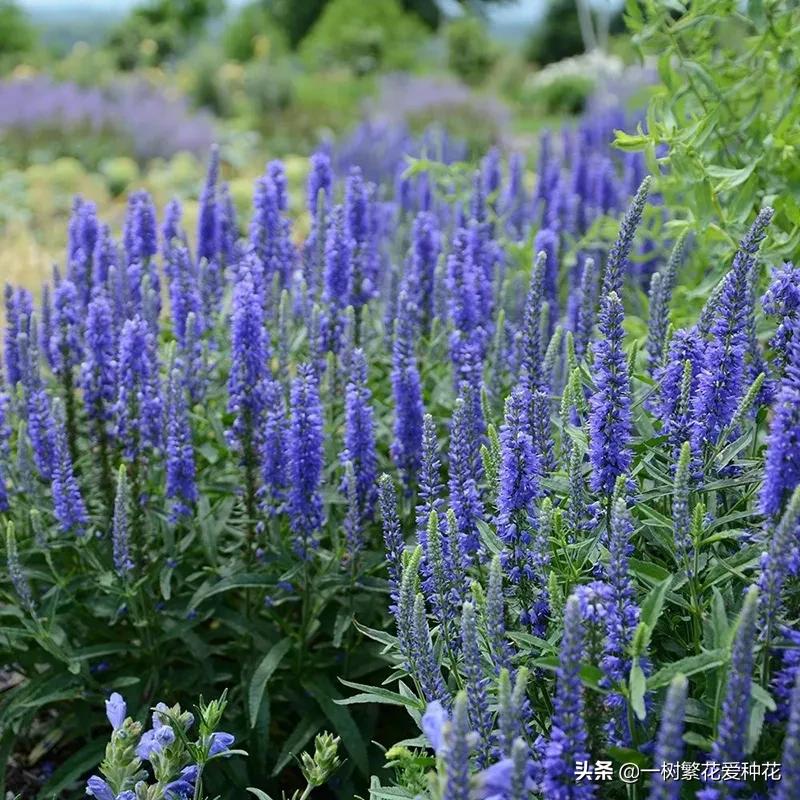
[[85, 692, 234, 800]]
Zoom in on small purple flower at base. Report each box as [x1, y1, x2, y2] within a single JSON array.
[[164, 765, 199, 800], [136, 724, 176, 761], [105, 692, 126, 731], [209, 731, 235, 755], [85, 776, 114, 800]]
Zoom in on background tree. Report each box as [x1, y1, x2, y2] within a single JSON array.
[[108, 0, 224, 69], [0, 0, 37, 61]]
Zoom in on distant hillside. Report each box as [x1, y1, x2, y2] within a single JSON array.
[[25, 4, 126, 53]]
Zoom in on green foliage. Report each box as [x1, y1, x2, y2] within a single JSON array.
[[300, 0, 426, 75], [0, 323, 401, 797], [619, 0, 800, 261], [526, 0, 586, 65], [444, 16, 497, 87], [107, 0, 224, 69], [0, 1, 36, 61], [268, 0, 440, 48], [526, 0, 625, 65], [533, 73, 596, 115], [222, 1, 289, 63]]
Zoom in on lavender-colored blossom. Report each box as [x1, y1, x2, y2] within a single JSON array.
[[534, 228, 559, 326], [85, 776, 114, 800], [5, 286, 32, 386], [531, 388, 556, 474], [209, 731, 235, 756], [412, 593, 449, 706], [105, 692, 126, 731], [503, 152, 528, 239], [487, 555, 515, 674], [322, 205, 353, 351], [649, 675, 688, 800], [657, 328, 705, 452], [111, 465, 134, 576], [197, 145, 219, 264], [217, 183, 238, 267], [67, 197, 98, 306], [288, 364, 324, 558], [379, 475, 405, 609], [80, 294, 116, 434], [760, 338, 800, 518], [50, 279, 82, 377], [39, 285, 54, 371], [165, 242, 203, 347], [449, 397, 484, 563], [416, 414, 444, 553], [114, 315, 162, 460], [776, 671, 800, 800], [588, 292, 632, 494], [601, 176, 651, 295], [260, 378, 288, 515], [391, 291, 424, 486], [698, 587, 758, 800], [447, 227, 488, 383], [543, 594, 594, 800], [443, 692, 471, 800], [164, 766, 199, 800], [51, 401, 88, 535], [410, 211, 441, 330], [227, 259, 269, 452], [646, 233, 687, 373], [307, 151, 333, 217], [520, 251, 547, 391], [497, 386, 539, 582], [92, 223, 118, 290], [18, 332, 57, 479], [136, 724, 176, 761], [693, 208, 773, 449], [601, 497, 639, 745], [341, 349, 377, 524], [124, 190, 158, 266], [250, 172, 294, 288], [763, 261, 800, 374], [5, 524, 34, 614], [461, 601, 493, 766], [165, 364, 197, 522], [757, 486, 800, 641]]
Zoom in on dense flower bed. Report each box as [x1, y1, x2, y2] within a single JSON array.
[[1, 107, 799, 799]]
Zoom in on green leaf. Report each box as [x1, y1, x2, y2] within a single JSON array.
[[338, 679, 423, 709], [189, 574, 275, 609], [640, 576, 673, 633], [630, 661, 647, 721], [248, 638, 292, 728], [751, 683, 776, 712], [246, 789, 275, 800], [647, 650, 727, 689]]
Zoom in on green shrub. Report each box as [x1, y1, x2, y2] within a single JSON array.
[[222, 1, 288, 63], [300, 0, 426, 75], [618, 0, 800, 262], [445, 16, 497, 86], [533, 72, 595, 115]]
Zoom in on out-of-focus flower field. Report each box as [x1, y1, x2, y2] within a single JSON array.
[[1, 2, 800, 800]]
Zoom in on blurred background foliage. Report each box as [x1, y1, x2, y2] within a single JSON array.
[[0, 0, 646, 291]]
